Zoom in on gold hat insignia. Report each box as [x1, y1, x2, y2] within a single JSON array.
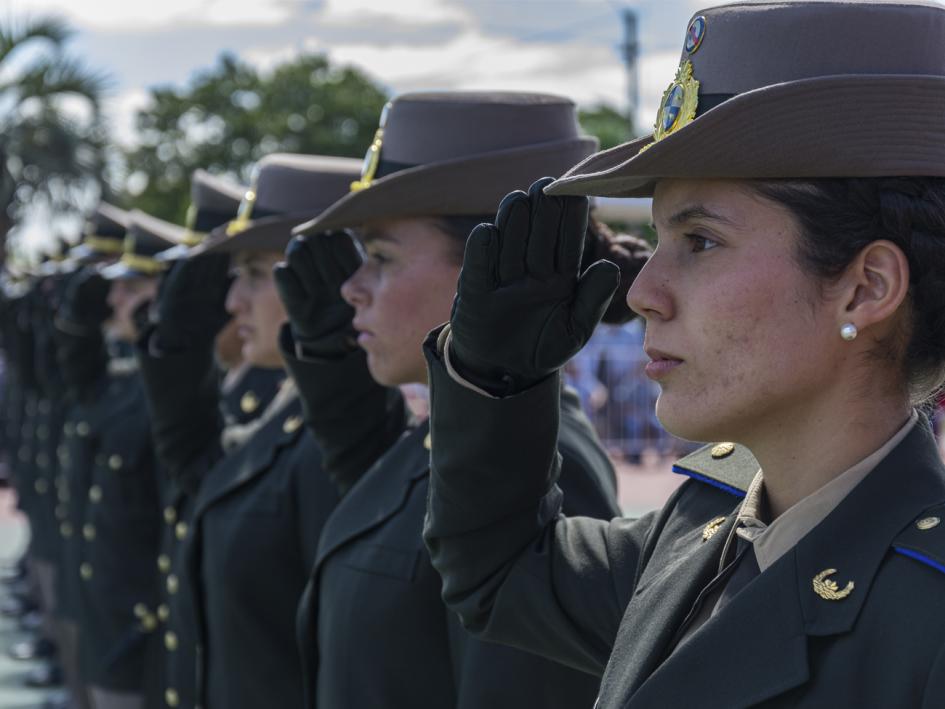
[[641, 60, 700, 153]]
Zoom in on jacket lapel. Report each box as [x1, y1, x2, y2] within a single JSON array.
[[193, 397, 304, 516], [313, 420, 430, 570], [611, 422, 945, 709], [598, 512, 737, 701], [626, 549, 809, 709]]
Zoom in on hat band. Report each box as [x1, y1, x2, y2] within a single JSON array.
[[375, 158, 420, 180], [193, 206, 241, 233], [697, 92, 735, 117], [84, 235, 125, 255], [120, 253, 166, 275]]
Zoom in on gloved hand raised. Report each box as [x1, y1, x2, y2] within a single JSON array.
[[448, 177, 620, 396], [155, 254, 232, 349], [273, 231, 361, 358], [61, 268, 112, 331]]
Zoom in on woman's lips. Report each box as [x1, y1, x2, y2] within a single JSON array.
[[644, 348, 684, 381], [237, 325, 255, 341]]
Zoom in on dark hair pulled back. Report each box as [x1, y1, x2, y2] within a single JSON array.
[[753, 177, 945, 402]]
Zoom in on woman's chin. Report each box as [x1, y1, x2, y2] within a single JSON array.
[[655, 398, 722, 445]]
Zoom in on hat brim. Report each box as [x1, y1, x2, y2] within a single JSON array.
[[547, 75, 945, 198], [294, 137, 598, 235], [190, 215, 308, 256], [100, 262, 158, 281]]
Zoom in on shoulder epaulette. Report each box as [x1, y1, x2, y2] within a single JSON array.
[[892, 503, 945, 577], [671, 442, 759, 498]]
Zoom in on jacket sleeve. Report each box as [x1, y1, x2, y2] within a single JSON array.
[[135, 327, 224, 487], [279, 324, 408, 496], [445, 609, 601, 708], [290, 432, 339, 569], [423, 328, 656, 676]]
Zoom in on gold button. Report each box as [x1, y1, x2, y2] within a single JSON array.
[[157, 604, 170, 622], [164, 631, 178, 651], [917, 516, 941, 531], [165, 688, 179, 707], [80, 563, 93, 580], [82, 524, 96, 541], [282, 415, 303, 434], [702, 516, 727, 542], [240, 391, 259, 414], [133, 603, 148, 618], [89, 486, 103, 503], [711, 442, 736, 459], [108, 454, 123, 470], [166, 574, 179, 595], [34, 479, 49, 494], [77, 422, 91, 437], [423, 433, 432, 451], [141, 614, 158, 632], [157, 554, 171, 573], [175, 522, 188, 541], [60, 522, 73, 538], [164, 507, 177, 525]]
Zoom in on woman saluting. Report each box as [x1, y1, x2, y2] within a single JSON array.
[[423, 2, 945, 707], [274, 91, 643, 707]]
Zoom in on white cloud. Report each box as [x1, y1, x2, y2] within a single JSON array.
[[318, 0, 471, 28], [7, 0, 292, 30], [102, 87, 151, 147]]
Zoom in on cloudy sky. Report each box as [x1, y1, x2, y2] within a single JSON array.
[[10, 0, 706, 144], [7, 0, 708, 252]]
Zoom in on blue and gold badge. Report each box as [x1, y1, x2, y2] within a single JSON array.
[[350, 101, 391, 192], [651, 60, 700, 144], [684, 15, 707, 54]]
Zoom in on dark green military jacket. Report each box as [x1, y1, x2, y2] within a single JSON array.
[[76, 368, 163, 692], [147, 363, 283, 709], [183, 393, 335, 709], [422, 335, 945, 709], [138, 328, 334, 709], [282, 336, 620, 709]]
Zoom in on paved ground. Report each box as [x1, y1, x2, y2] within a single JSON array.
[[0, 489, 54, 709]]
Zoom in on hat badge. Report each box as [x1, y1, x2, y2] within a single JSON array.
[[226, 187, 257, 236], [684, 16, 706, 55], [350, 101, 392, 193], [648, 60, 700, 148]]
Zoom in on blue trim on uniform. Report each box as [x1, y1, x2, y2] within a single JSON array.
[[671, 466, 747, 498], [893, 546, 945, 576]]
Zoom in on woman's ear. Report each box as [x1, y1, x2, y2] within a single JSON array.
[[839, 239, 910, 331]]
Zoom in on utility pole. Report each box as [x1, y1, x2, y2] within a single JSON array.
[[620, 8, 639, 133]]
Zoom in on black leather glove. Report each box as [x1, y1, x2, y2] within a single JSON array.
[[273, 231, 360, 358], [155, 254, 232, 350], [60, 268, 112, 331], [449, 177, 620, 396]]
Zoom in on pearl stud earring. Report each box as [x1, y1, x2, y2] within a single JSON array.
[[840, 323, 858, 341]]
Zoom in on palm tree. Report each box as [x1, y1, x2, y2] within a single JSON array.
[[0, 16, 109, 265]]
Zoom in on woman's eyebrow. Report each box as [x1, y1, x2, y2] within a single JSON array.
[[667, 204, 738, 228]]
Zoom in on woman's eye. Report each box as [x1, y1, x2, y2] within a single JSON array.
[[686, 234, 718, 253], [369, 251, 390, 265]]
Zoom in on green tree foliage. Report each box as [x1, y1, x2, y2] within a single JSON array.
[[0, 16, 108, 263], [578, 104, 634, 151], [122, 53, 389, 223]]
